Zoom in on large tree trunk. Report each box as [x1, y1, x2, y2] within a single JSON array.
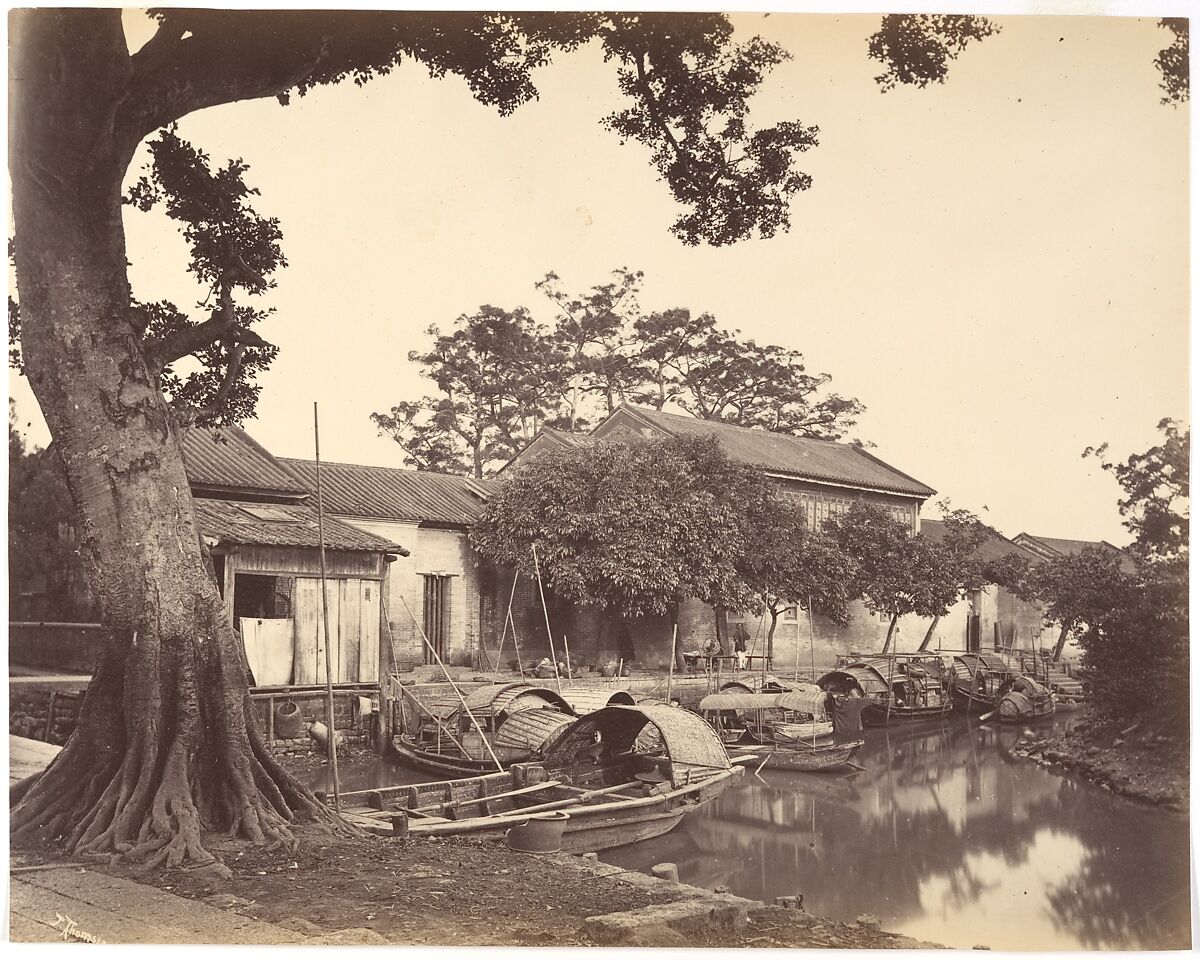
[[881, 612, 899, 653], [1051, 624, 1071, 662], [918, 615, 941, 652], [9, 10, 325, 871]]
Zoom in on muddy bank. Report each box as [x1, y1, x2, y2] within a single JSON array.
[[12, 827, 940, 948], [1012, 716, 1187, 811]]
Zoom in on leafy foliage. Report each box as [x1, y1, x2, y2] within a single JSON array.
[[868, 14, 999, 92], [1155, 18, 1189, 105], [372, 305, 567, 476], [536, 267, 645, 424], [829, 502, 945, 650], [736, 499, 858, 633], [125, 128, 284, 425], [601, 19, 818, 245], [376, 268, 864, 472], [1033, 422, 1189, 723], [1084, 418, 1189, 565], [471, 434, 775, 619]]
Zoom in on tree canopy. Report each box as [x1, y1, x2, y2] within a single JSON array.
[[471, 434, 776, 619], [374, 267, 864, 474]]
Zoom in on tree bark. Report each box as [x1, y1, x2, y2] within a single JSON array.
[[9, 9, 329, 870], [918, 615, 941, 652], [1051, 623, 1071, 662], [766, 609, 779, 666], [881, 612, 899, 653]]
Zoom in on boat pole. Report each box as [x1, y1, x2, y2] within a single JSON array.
[[531, 544, 562, 694], [398, 594, 505, 773], [490, 570, 520, 684], [666, 623, 677, 705], [313, 402, 340, 813]]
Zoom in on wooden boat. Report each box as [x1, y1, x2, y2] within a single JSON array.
[[393, 682, 575, 776], [1012, 653, 1087, 708], [948, 652, 1023, 715], [995, 675, 1056, 722], [343, 704, 744, 852], [697, 688, 864, 772], [818, 656, 953, 726]]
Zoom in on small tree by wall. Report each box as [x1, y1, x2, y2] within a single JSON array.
[[470, 434, 775, 661], [735, 500, 858, 665]]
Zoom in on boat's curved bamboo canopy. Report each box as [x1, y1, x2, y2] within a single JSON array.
[[462, 682, 571, 716], [560, 688, 636, 715], [492, 707, 574, 752], [542, 704, 730, 788]]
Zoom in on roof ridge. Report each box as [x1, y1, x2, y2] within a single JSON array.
[[280, 455, 490, 482], [616, 403, 850, 448]]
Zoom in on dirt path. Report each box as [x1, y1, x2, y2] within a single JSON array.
[[11, 829, 939, 948]]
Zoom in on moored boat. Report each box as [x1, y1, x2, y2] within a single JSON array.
[[995, 675, 1056, 722], [343, 704, 744, 852], [393, 682, 574, 776], [818, 655, 953, 726], [948, 652, 1023, 715], [697, 687, 864, 771]]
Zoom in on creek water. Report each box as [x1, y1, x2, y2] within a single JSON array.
[[309, 715, 1190, 951]]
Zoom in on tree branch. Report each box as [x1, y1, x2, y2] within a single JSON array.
[[144, 284, 271, 371], [118, 22, 331, 146]]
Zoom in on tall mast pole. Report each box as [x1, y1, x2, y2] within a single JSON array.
[[314, 402, 340, 812]]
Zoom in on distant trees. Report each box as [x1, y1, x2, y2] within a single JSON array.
[[374, 268, 864, 474]]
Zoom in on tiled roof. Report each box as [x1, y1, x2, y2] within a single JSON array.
[[182, 427, 309, 499], [194, 497, 407, 553], [919, 519, 1042, 563], [541, 427, 593, 448], [280, 458, 496, 527], [607, 405, 936, 498], [1014, 534, 1135, 571]]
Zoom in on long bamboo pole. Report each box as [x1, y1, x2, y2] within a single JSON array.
[[313, 402, 340, 813], [397, 594, 505, 772], [666, 623, 677, 705], [531, 544, 562, 694], [490, 570, 520, 684]]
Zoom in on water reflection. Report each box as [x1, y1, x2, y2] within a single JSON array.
[[601, 717, 1190, 951]]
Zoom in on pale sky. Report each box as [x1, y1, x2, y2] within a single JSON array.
[[7, 6, 1191, 547]]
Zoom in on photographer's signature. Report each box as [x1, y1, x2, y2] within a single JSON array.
[[50, 913, 105, 943]]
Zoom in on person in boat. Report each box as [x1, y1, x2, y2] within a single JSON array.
[[827, 688, 869, 742]]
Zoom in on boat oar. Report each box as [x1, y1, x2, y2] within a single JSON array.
[[978, 709, 998, 723]]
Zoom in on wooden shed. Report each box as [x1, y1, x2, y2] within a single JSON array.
[[195, 497, 406, 686]]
